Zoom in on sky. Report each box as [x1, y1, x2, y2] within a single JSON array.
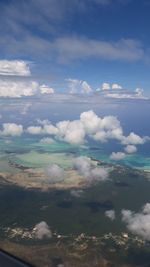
[[1, 0, 150, 241], [0, 0, 150, 97]]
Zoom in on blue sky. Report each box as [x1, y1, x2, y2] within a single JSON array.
[[0, 0, 150, 96]]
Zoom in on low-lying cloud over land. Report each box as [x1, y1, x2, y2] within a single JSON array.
[[105, 210, 116, 220], [45, 164, 64, 183], [122, 203, 150, 241], [73, 156, 109, 182], [34, 221, 52, 239]]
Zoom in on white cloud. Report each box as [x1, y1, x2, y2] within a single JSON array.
[[0, 60, 30, 76], [46, 164, 64, 183], [1, 123, 23, 136], [27, 126, 43, 135], [122, 203, 150, 241], [57, 120, 85, 144], [104, 88, 148, 100], [80, 110, 101, 134], [54, 37, 144, 63], [112, 83, 122, 89], [26, 123, 58, 135], [40, 84, 55, 94], [81, 81, 92, 94], [73, 156, 109, 182], [34, 221, 52, 239], [124, 145, 137, 154], [67, 78, 92, 94], [101, 82, 110, 90], [73, 156, 91, 177], [105, 210, 116, 220], [135, 88, 144, 97], [90, 167, 109, 181], [122, 132, 145, 145], [1, 111, 147, 160], [24, 110, 148, 150], [0, 80, 38, 97], [110, 152, 126, 160], [43, 124, 59, 135]]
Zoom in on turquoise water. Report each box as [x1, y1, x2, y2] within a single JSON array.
[[1, 136, 150, 171]]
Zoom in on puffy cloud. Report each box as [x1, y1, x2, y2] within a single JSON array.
[[90, 167, 109, 181], [135, 88, 144, 97], [112, 83, 122, 89], [73, 156, 91, 177], [43, 124, 59, 135], [40, 84, 55, 94], [0, 60, 30, 76], [1, 123, 23, 136], [80, 110, 100, 134], [81, 81, 92, 94], [27, 126, 43, 135], [24, 110, 147, 150], [105, 210, 116, 220], [101, 82, 111, 90], [46, 164, 64, 183], [34, 221, 52, 239], [124, 145, 137, 154], [73, 156, 109, 182], [0, 80, 38, 97], [26, 123, 58, 135], [67, 78, 92, 94], [57, 120, 85, 144], [110, 152, 126, 160], [122, 132, 145, 145], [121, 203, 150, 241]]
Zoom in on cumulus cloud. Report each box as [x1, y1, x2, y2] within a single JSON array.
[[26, 126, 43, 135], [34, 221, 52, 239], [110, 152, 126, 160], [46, 164, 64, 183], [67, 78, 92, 94], [0, 60, 30, 76], [105, 210, 116, 220], [81, 81, 92, 94], [56, 120, 85, 144], [40, 84, 55, 94], [121, 203, 150, 241], [2, 110, 148, 156], [122, 132, 145, 145], [26, 122, 58, 135], [73, 156, 109, 182], [0, 80, 38, 97], [112, 83, 122, 89], [1, 123, 23, 136], [124, 145, 137, 154], [101, 82, 110, 90], [135, 88, 144, 97]]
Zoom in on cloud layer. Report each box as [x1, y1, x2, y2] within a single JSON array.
[[0, 60, 30, 76]]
